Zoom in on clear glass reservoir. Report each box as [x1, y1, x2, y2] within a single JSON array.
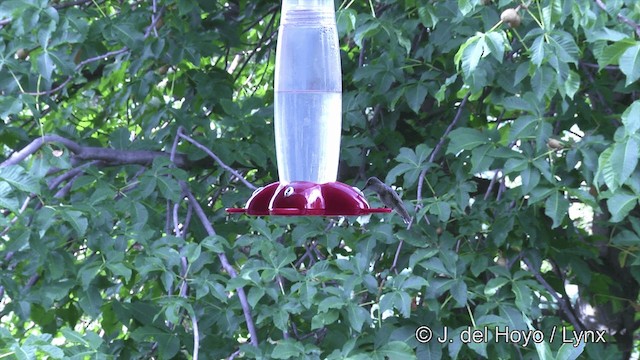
[[274, 0, 342, 184]]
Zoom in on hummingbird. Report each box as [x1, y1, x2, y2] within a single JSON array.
[[363, 177, 412, 226]]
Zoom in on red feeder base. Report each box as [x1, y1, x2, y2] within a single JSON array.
[[226, 181, 392, 216]]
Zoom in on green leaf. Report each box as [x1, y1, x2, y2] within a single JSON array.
[[354, 18, 380, 48], [106, 262, 132, 282], [620, 43, 640, 86], [404, 82, 429, 114], [555, 341, 586, 360], [0, 165, 40, 194], [462, 35, 487, 74], [508, 115, 538, 142], [419, 257, 451, 276], [491, 216, 514, 246], [0, 96, 24, 118], [157, 334, 180, 359], [544, 190, 569, 228], [37, 51, 55, 80], [563, 69, 580, 99], [530, 35, 546, 67], [156, 175, 181, 201], [587, 28, 628, 42], [532, 65, 554, 100], [311, 310, 339, 329], [622, 101, 640, 135], [201, 235, 229, 253], [78, 286, 102, 317], [598, 39, 635, 69], [520, 167, 541, 196], [38, 344, 64, 359], [484, 277, 509, 297], [380, 291, 412, 318], [435, 74, 457, 104], [612, 229, 640, 246], [61, 328, 90, 347], [609, 137, 639, 187], [534, 340, 555, 360], [513, 281, 533, 310], [336, 9, 357, 35], [447, 128, 491, 154], [60, 210, 88, 237], [470, 144, 494, 173], [107, 22, 144, 48], [0, 182, 19, 212], [271, 339, 304, 359], [346, 303, 369, 332], [549, 30, 579, 64], [485, 31, 508, 63], [417, 4, 438, 28], [10, 343, 34, 360], [430, 201, 451, 223], [79, 261, 102, 289], [457, 0, 474, 16], [596, 146, 618, 191], [607, 191, 638, 223], [377, 341, 416, 360], [400, 275, 428, 291], [450, 279, 467, 306]]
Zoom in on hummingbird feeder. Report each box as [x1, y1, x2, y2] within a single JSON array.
[[227, 0, 390, 217]]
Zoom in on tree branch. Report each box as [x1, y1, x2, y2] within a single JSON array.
[[144, 5, 165, 38], [48, 161, 99, 190], [523, 257, 584, 332], [54, 0, 98, 9], [177, 128, 257, 190], [416, 92, 470, 207], [484, 171, 499, 201], [190, 311, 200, 360], [1, 134, 193, 168], [389, 239, 404, 275], [594, 0, 640, 37], [181, 183, 259, 347], [0, 195, 33, 237], [232, 15, 278, 82]]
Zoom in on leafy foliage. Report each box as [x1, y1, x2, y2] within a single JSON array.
[[2, 0, 640, 359]]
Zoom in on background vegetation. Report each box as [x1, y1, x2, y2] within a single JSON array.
[[1, 0, 640, 358]]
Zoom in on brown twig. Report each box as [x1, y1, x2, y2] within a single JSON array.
[[496, 173, 506, 202], [143, 3, 165, 38], [358, 39, 367, 67], [523, 257, 584, 332], [177, 128, 257, 190], [228, 349, 241, 360], [484, 171, 499, 201], [0, 196, 33, 237], [594, 0, 640, 37], [580, 61, 619, 71], [416, 92, 470, 208], [47, 161, 99, 190], [181, 183, 259, 346], [242, 5, 279, 34], [389, 239, 404, 275], [54, 0, 98, 9], [233, 15, 278, 82], [1, 134, 192, 168]]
